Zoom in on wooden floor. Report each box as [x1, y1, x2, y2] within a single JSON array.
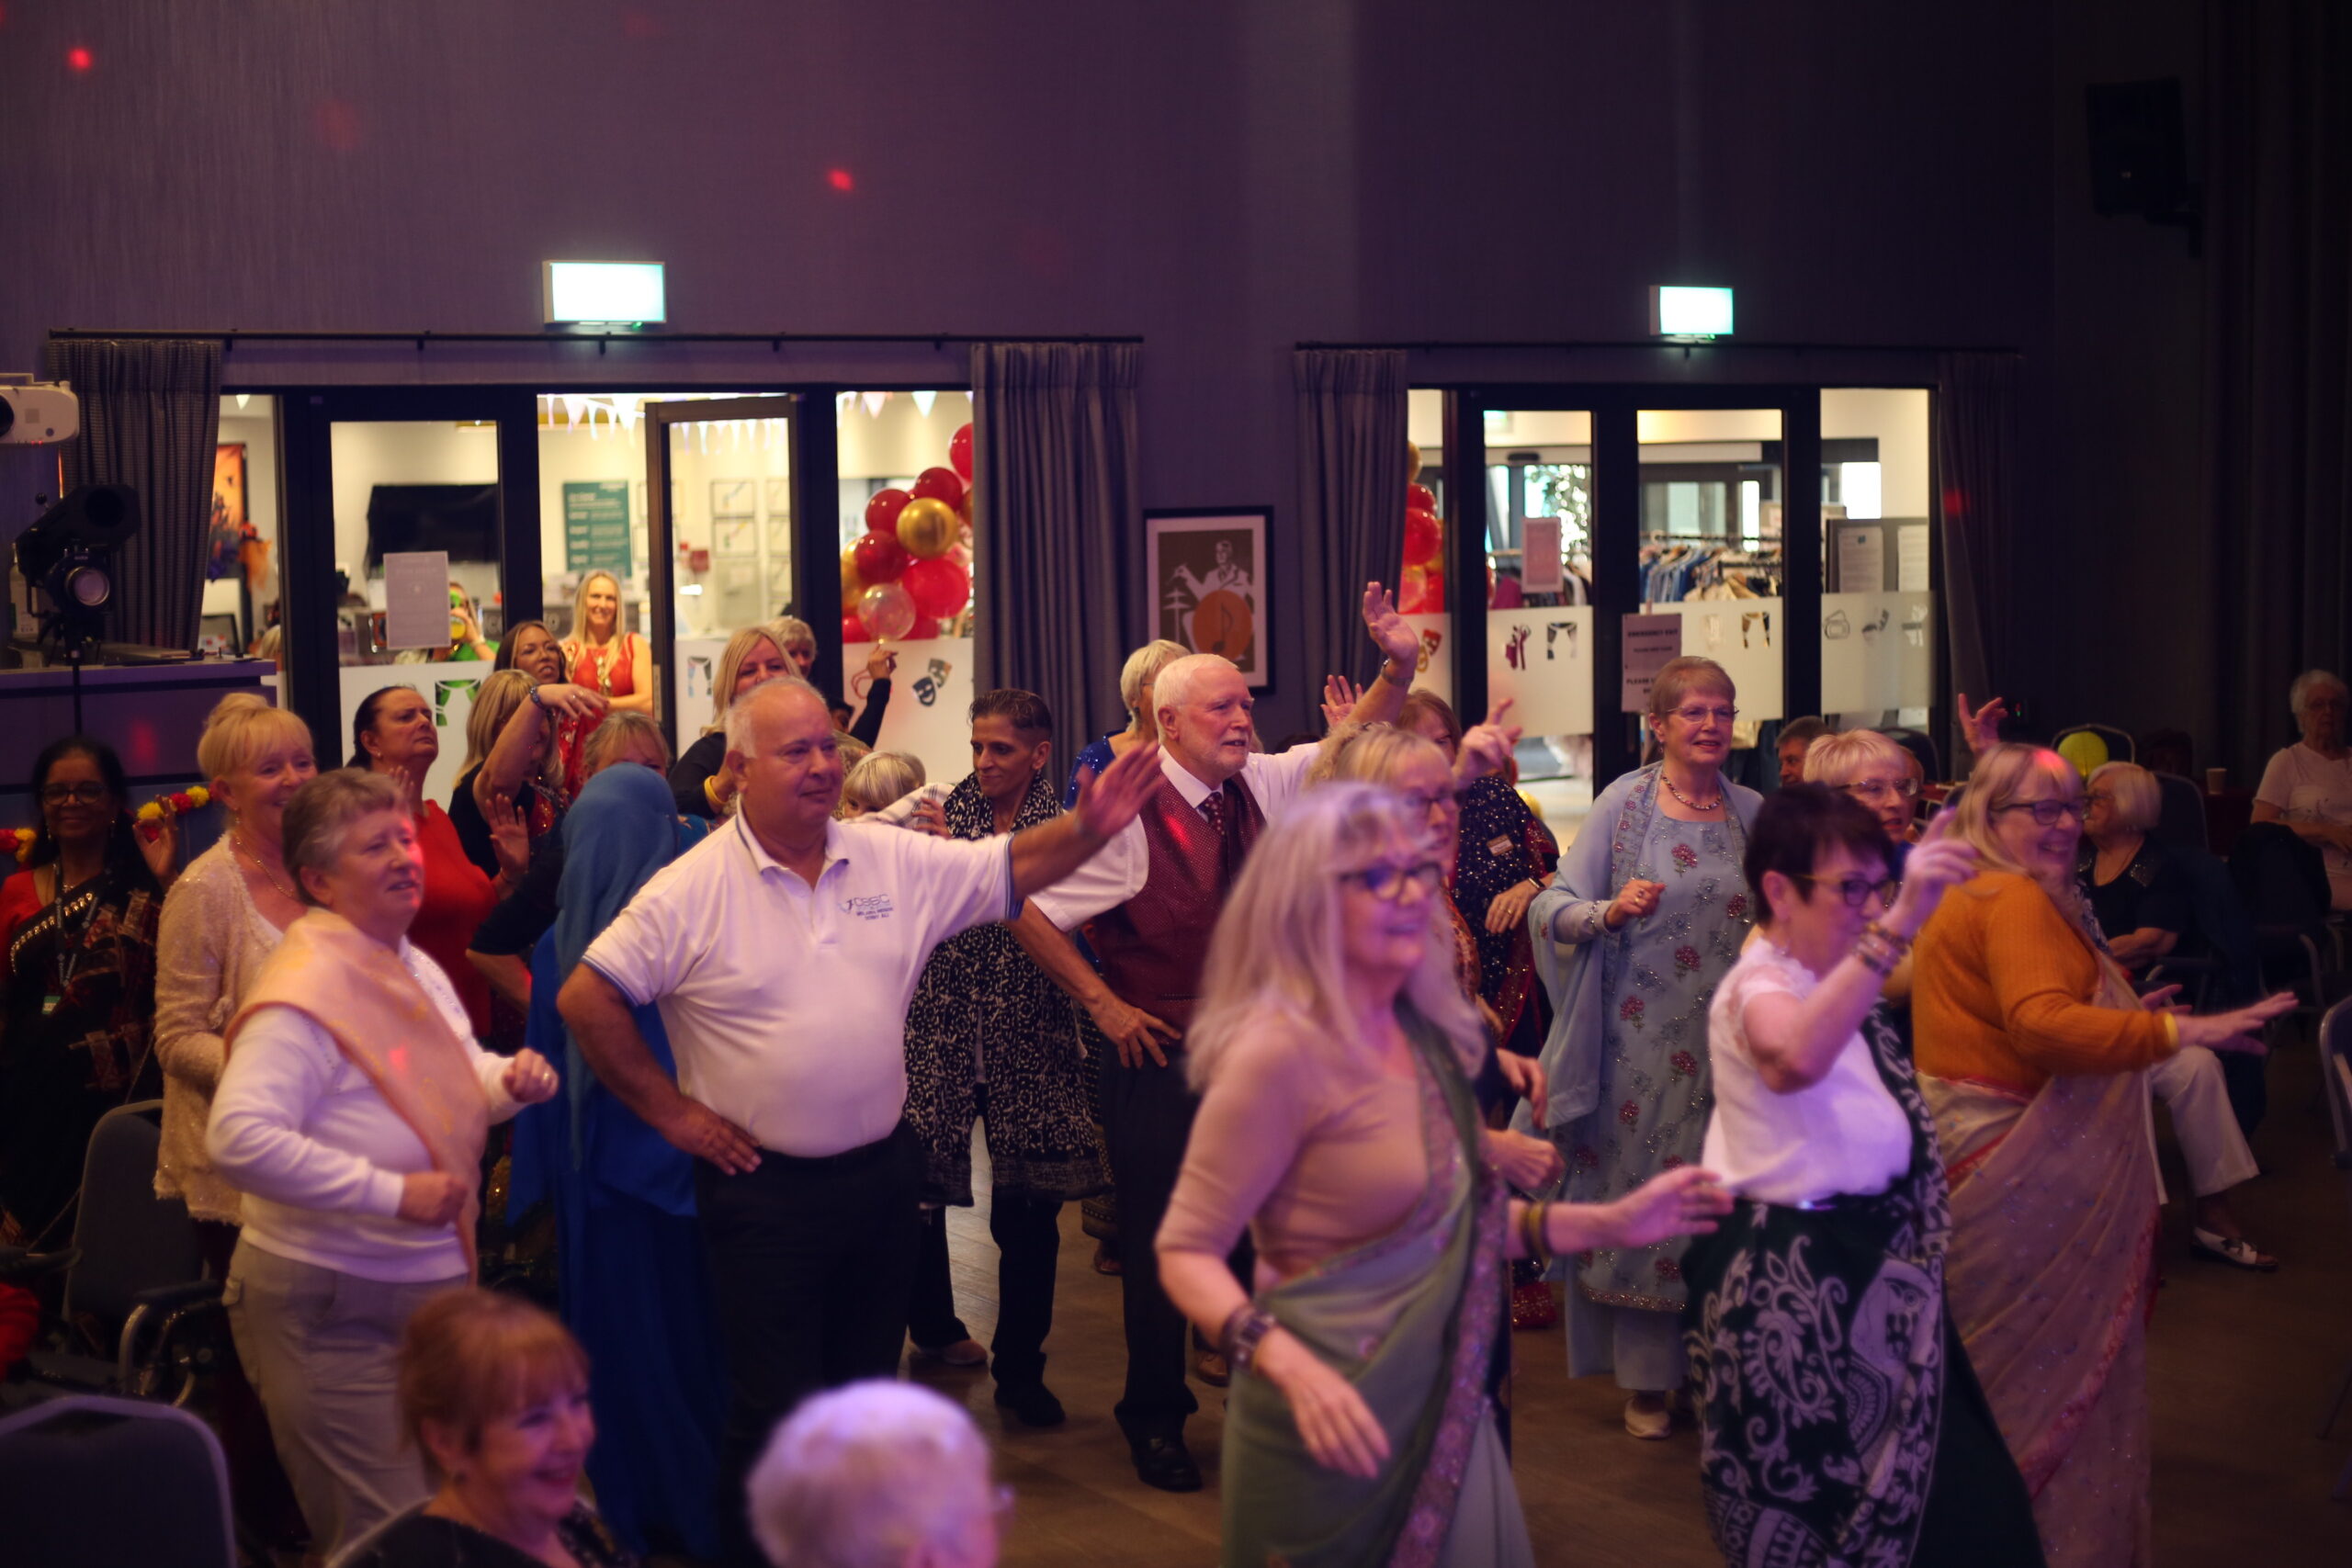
[[909, 1033, 2352, 1567]]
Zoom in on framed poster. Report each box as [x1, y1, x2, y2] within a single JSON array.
[[763, 479, 792, 518], [561, 479, 632, 575], [710, 479, 754, 520], [208, 444, 248, 581], [1146, 508, 1270, 687], [714, 517, 758, 557]]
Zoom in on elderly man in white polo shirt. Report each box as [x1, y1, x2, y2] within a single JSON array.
[[559, 675, 1159, 1565]]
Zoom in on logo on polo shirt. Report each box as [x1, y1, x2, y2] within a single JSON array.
[[842, 894, 896, 920]]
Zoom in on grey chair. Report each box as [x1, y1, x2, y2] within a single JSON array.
[[2319, 999, 2352, 1499], [0, 1393, 236, 1567], [13, 1100, 221, 1405], [2149, 770, 2210, 854]]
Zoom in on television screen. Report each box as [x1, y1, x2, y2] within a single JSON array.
[[365, 484, 499, 567]]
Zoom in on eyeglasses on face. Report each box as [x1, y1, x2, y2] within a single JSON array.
[[1669, 705, 1738, 726], [1841, 777, 1920, 801], [1399, 786, 1460, 814], [40, 783, 109, 806], [1790, 873, 1898, 909], [1995, 798, 2087, 828], [1340, 860, 1446, 902]]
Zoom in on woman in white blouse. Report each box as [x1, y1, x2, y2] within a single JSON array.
[[1682, 785, 2045, 1568], [2251, 668, 2352, 908], [207, 769, 559, 1560]]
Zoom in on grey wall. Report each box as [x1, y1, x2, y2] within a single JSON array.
[[6, 0, 2199, 748]]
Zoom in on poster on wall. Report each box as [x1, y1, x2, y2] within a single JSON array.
[[562, 480, 632, 575], [1146, 508, 1269, 688], [710, 479, 754, 520], [209, 445, 248, 581]]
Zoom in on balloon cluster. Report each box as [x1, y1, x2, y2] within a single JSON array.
[[1397, 441, 1444, 615], [841, 423, 977, 644]]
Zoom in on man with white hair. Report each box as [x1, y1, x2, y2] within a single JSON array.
[[559, 675, 1159, 1564], [1015, 582, 1420, 1491], [748, 1381, 1001, 1568]]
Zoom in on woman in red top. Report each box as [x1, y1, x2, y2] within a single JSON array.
[[558, 573, 650, 799], [347, 687, 496, 1039]]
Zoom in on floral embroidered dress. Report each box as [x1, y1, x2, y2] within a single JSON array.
[[1522, 763, 1758, 1378]]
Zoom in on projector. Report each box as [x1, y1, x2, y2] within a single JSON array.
[[0, 381, 81, 445]]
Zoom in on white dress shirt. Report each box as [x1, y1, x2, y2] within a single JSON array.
[[208, 941, 519, 1283], [1701, 936, 1913, 1207], [584, 813, 1015, 1157], [1029, 743, 1319, 932]]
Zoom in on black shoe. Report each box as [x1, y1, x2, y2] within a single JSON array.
[[993, 1380, 1067, 1428], [1128, 1430, 1203, 1493]]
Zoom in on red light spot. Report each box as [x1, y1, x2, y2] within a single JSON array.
[[315, 100, 362, 152], [66, 46, 94, 72], [827, 168, 855, 192], [621, 9, 662, 39]]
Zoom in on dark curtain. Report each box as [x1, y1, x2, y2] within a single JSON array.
[[1934, 352, 2022, 765], [2204, 0, 2352, 782], [38, 337, 221, 651], [1295, 349, 1408, 691], [968, 342, 1141, 777]]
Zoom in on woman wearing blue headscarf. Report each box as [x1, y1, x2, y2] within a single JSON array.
[[509, 764, 721, 1560]]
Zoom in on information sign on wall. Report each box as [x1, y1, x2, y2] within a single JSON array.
[[1620, 613, 1683, 712], [563, 480, 634, 575]]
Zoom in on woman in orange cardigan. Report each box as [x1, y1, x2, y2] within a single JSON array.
[[1912, 744, 2288, 1568]]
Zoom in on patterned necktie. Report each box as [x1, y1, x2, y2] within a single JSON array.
[[1201, 783, 1248, 886]]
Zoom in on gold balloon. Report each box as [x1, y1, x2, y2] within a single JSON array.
[[840, 547, 865, 599], [896, 496, 957, 560], [1407, 441, 1422, 482]]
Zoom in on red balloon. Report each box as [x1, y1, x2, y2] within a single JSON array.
[[949, 423, 974, 482], [841, 610, 869, 644], [864, 488, 912, 535], [1399, 564, 1445, 615], [911, 467, 965, 510], [1407, 482, 1438, 514], [852, 528, 910, 584], [903, 556, 971, 621], [909, 612, 942, 640], [1403, 507, 1442, 566]]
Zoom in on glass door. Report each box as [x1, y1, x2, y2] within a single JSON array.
[[642, 396, 798, 752], [278, 389, 541, 810]]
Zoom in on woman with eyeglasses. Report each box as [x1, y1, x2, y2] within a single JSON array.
[[1913, 744, 2291, 1568], [0, 736, 173, 1249], [1802, 728, 1927, 1023], [1684, 785, 2048, 1567], [1157, 785, 1729, 1566], [1526, 656, 1762, 1439]]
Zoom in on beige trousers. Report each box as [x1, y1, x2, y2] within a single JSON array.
[[222, 1238, 460, 1559]]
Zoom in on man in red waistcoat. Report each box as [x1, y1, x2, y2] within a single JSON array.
[[1021, 582, 1421, 1491]]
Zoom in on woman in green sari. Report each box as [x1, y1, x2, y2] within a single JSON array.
[[1159, 784, 1731, 1568]]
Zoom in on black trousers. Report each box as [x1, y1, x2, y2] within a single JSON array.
[[1912, 1311, 2048, 1568], [695, 1122, 921, 1568], [908, 1191, 1065, 1387], [1100, 1046, 1252, 1438]]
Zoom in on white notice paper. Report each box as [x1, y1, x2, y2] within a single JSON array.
[[1521, 517, 1564, 594], [1896, 525, 1930, 592], [1836, 526, 1884, 593], [383, 551, 452, 650], [1621, 613, 1682, 713]]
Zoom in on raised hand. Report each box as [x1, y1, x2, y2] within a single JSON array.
[[1957, 692, 2009, 758], [1361, 581, 1419, 670], [865, 643, 899, 682], [1884, 809, 1976, 937], [485, 792, 530, 881], [531, 682, 608, 723], [1608, 877, 1665, 930], [1321, 674, 1363, 729], [1455, 697, 1521, 783], [1072, 742, 1162, 842]]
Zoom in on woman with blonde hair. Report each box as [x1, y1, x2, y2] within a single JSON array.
[[1158, 785, 1727, 1565], [668, 621, 802, 819], [1913, 743, 2290, 1568], [1803, 728, 1921, 852], [775, 615, 899, 749], [1065, 638, 1190, 807], [1525, 655, 1761, 1438], [553, 571, 650, 798], [839, 751, 928, 818], [447, 671, 548, 886]]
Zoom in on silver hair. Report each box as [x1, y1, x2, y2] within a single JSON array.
[[281, 769, 409, 906], [1150, 652, 1239, 723], [748, 1380, 993, 1568], [721, 672, 825, 756], [2290, 669, 2348, 715]]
